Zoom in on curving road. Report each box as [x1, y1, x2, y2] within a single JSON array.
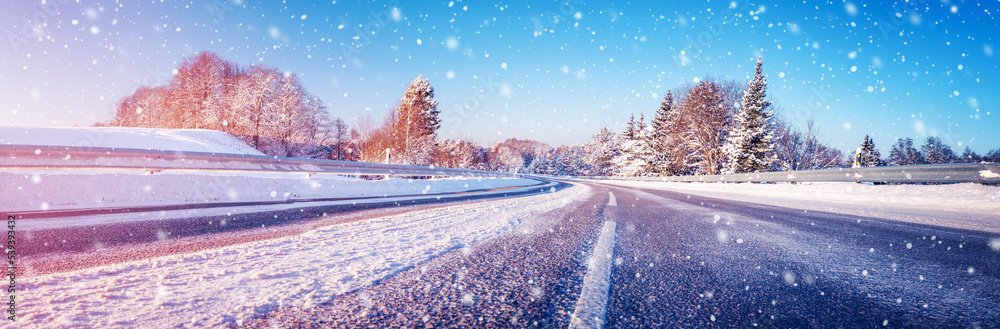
[[18, 179, 565, 276], [243, 179, 1000, 328]]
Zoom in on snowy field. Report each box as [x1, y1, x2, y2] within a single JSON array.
[[8, 183, 589, 328], [597, 180, 1000, 234], [0, 126, 264, 155]]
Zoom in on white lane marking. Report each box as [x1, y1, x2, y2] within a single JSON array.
[[607, 192, 617, 207], [569, 221, 617, 329]]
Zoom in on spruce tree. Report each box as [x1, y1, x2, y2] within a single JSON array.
[[652, 91, 674, 139], [623, 114, 637, 140], [584, 127, 619, 176], [857, 135, 884, 167], [888, 137, 923, 165], [614, 115, 637, 176], [984, 148, 1000, 163], [722, 57, 775, 174], [612, 114, 654, 176], [613, 125, 655, 177], [649, 91, 676, 176], [921, 136, 957, 164], [961, 147, 981, 163]]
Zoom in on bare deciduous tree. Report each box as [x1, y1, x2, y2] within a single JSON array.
[[165, 52, 237, 130], [772, 117, 843, 171], [110, 85, 168, 128], [330, 118, 349, 160], [673, 78, 742, 175], [110, 52, 333, 158]]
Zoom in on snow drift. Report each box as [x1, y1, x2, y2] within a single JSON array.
[[0, 126, 263, 155]]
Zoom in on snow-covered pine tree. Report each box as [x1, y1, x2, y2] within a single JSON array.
[[636, 125, 659, 176], [984, 148, 1000, 163], [887, 137, 924, 165], [649, 90, 677, 175], [637, 113, 664, 175], [856, 135, 884, 167], [391, 75, 440, 165], [722, 57, 775, 174], [623, 114, 637, 141], [613, 115, 655, 177], [583, 127, 619, 176], [561, 145, 590, 176], [961, 147, 981, 163], [652, 91, 674, 139], [921, 136, 957, 164], [525, 150, 554, 175], [613, 115, 636, 176]]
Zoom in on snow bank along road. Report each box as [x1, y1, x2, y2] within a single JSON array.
[[243, 180, 1000, 328], [12, 179, 1000, 328]]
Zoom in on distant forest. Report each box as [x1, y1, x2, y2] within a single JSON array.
[[105, 52, 999, 176]]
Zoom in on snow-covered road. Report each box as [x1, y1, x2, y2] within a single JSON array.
[[11, 178, 1000, 328], [240, 180, 1000, 328], [11, 182, 588, 328]]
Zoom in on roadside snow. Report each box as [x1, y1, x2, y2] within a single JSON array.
[[0, 126, 263, 155], [598, 180, 1000, 234], [2, 172, 540, 224], [16, 178, 552, 231], [9, 184, 588, 328]]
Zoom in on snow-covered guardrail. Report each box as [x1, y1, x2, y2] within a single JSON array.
[[0, 145, 517, 178], [577, 163, 1000, 184]]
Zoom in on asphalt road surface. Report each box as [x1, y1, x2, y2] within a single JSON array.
[[243, 180, 1000, 328]]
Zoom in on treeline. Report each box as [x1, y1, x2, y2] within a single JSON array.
[[106, 52, 332, 157], [104, 52, 566, 171], [416, 57, 841, 177], [108, 53, 996, 176], [568, 57, 845, 177], [854, 135, 1000, 167]]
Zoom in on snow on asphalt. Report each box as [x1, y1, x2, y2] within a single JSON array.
[[599, 180, 1000, 234], [569, 221, 617, 329], [10, 184, 587, 328]]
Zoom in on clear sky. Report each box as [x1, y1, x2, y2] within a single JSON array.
[[2, 0, 997, 153]]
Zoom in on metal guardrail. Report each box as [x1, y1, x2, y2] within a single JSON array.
[[576, 163, 1000, 184], [3, 145, 996, 184], [0, 145, 518, 178]]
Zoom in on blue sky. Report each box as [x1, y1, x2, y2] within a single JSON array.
[[2, 0, 997, 153]]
